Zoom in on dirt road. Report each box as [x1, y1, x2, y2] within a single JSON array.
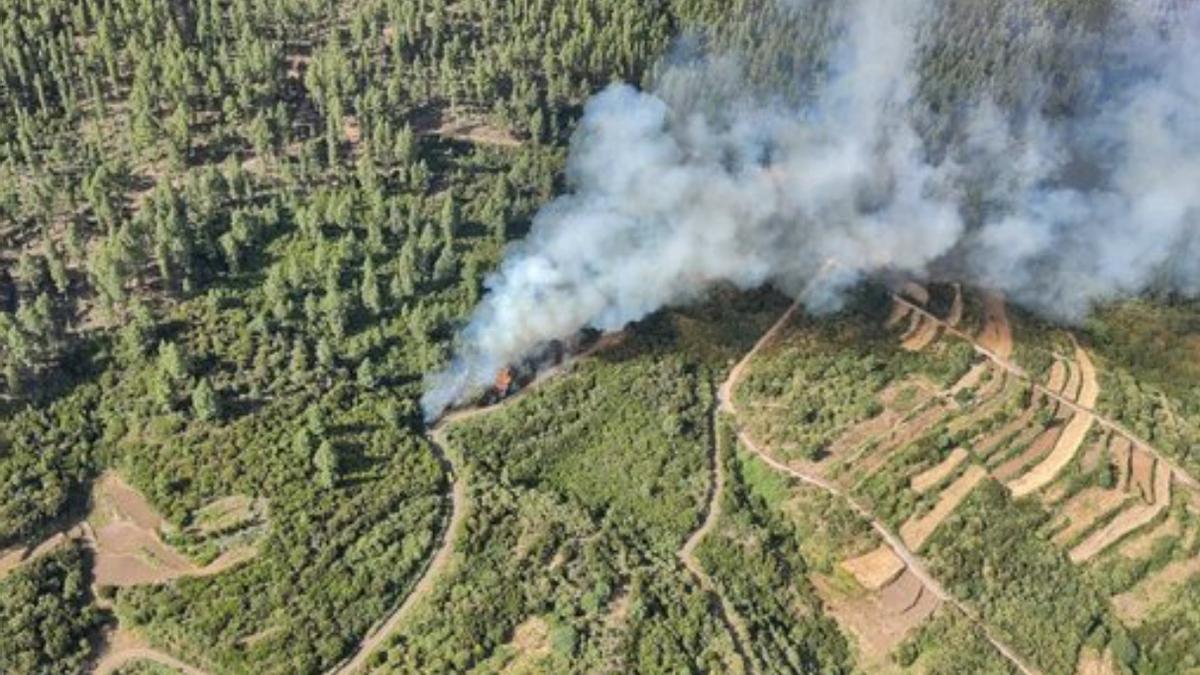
[[328, 425, 467, 675], [92, 628, 213, 675], [678, 397, 756, 675], [721, 302, 1042, 675]]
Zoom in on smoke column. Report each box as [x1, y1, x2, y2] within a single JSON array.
[[422, 0, 1200, 420]]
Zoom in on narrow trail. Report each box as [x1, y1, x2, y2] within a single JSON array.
[[892, 296, 1200, 492], [330, 338, 622, 674], [677, 392, 756, 675], [92, 628, 213, 675], [722, 301, 1042, 675], [328, 426, 467, 675]]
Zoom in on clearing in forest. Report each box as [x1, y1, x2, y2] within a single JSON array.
[[1076, 647, 1119, 675], [813, 569, 940, 670], [994, 426, 1062, 482], [900, 466, 988, 551], [901, 315, 941, 352], [89, 472, 257, 587]]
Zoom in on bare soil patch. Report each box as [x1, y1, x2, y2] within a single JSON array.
[[900, 466, 988, 551], [499, 616, 552, 674], [911, 448, 969, 494], [1076, 647, 1118, 675], [946, 284, 964, 327], [189, 495, 266, 536], [886, 300, 913, 328], [841, 545, 906, 591], [853, 404, 953, 480], [1009, 351, 1097, 496], [1045, 361, 1068, 394], [813, 570, 939, 670], [975, 404, 1042, 460], [88, 472, 258, 587], [1112, 437, 1133, 492], [901, 282, 931, 305], [993, 426, 1062, 482], [901, 316, 941, 352], [976, 291, 1013, 359], [898, 310, 924, 342], [1118, 515, 1181, 559], [93, 626, 209, 675], [948, 362, 989, 397], [1129, 450, 1157, 503]]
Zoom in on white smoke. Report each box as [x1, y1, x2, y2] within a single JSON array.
[[422, 0, 1200, 419]]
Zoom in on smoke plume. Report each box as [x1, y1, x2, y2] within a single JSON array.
[[422, 0, 1200, 420]]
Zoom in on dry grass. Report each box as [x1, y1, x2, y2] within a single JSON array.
[[900, 465, 988, 551], [1070, 461, 1172, 563], [1111, 555, 1200, 626], [841, 545, 906, 590], [911, 448, 970, 494], [813, 569, 939, 671], [1051, 488, 1131, 547]]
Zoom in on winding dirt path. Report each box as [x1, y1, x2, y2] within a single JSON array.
[[93, 628, 211, 675], [328, 425, 467, 675], [722, 302, 1042, 675], [677, 398, 756, 675], [330, 336, 627, 674]]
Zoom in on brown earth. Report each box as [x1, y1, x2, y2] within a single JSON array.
[[499, 616, 552, 674], [1051, 488, 1132, 547], [900, 466, 988, 551], [993, 426, 1062, 482], [92, 627, 210, 675], [946, 284, 964, 327], [1118, 515, 1181, 559], [911, 448, 970, 494], [842, 545, 906, 591], [813, 570, 940, 671], [1112, 437, 1134, 492], [1070, 461, 1172, 563], [901, 315, 942, 352], [901, 282, 931, 305], [1129, 450, 1157, 503], [1008, 345, 1100, 497], [885, 300, 913, 328], [1045, 361, 1068, 394], [88, 473, 258, 587], [1076, 647, 1119, 675], [976, 291, 1014, 359]]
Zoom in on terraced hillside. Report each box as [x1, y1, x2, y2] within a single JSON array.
[[731, 283, 1200, 674]]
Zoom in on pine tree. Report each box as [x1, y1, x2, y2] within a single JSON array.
[[191, 378, 220, 421], [361, 257, 382, 315], [313, 440, 338, 489]]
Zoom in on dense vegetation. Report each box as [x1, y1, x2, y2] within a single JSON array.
[[0, 543, 105, 673], [375, 294, 787, 673], [1, 0, 1193, 672]]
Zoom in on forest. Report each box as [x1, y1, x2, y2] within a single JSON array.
[[7, 0, 1200, 673]]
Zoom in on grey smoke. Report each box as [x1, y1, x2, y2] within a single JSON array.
[[422, 0, 1200, 419]]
